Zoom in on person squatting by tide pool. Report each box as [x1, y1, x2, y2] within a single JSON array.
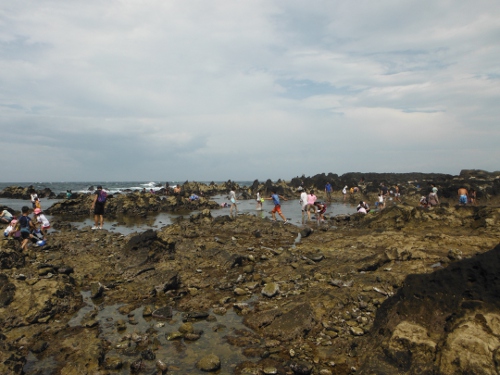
[[4, 206, 47, 251]]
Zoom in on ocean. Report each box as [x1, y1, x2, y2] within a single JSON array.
[[0, 180, 255, 195]]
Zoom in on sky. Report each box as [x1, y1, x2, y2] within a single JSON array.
[[1, 0, 499, 182]]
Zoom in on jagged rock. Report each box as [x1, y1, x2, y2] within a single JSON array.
[[90, 282, 104, 298], [0, 249, 25, 269], [0, 274, 16, 307], [386, 321, 436, 370]]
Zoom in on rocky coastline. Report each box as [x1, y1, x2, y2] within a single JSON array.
[[1, 170, 500, 374]]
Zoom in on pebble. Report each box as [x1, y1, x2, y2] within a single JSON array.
[[263, 367, 278, 374], [261, 282, 280, 298], [196, 354, 221, 372], [156, 359, 168, 372]]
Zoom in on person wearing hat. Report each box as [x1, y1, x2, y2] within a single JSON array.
[[33, 208, 50, 239]]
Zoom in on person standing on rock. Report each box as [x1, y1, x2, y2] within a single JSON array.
[[469, 188, 477, 205], [229, 187, 238, 218], [30, 190, 38, 209], [394, 185, 401, 203], [458, 187, 468, 205], [306, 190, 317, 221], [300, 189, 308, 223], [380, 183, 389, 198], [264, 190, 288, 224], [256, 190, 263, 211], [376, 193, 385, 210], [342, 185, 348, 201], [91, 185, 107, 230], [325, 182, 332, 202]]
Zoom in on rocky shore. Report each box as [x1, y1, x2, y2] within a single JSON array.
[[1, 170, 500, 374]]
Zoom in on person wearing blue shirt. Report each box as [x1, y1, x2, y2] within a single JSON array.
[[325, 182, 332, 202], [264, 190, 288, 224]]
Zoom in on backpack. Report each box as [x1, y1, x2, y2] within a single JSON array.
[[97, 190, 107, 203]]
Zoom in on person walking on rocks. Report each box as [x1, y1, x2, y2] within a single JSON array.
[[19, 206, 35, 251], [264, 190, 288, 224], [91, 185, 107, 229]]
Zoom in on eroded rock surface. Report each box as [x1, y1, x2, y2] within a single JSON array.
[[0, 181, 499, 374]]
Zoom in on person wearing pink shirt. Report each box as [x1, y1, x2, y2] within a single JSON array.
[[306, 190, 317, 221]]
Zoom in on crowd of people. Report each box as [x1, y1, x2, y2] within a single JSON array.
[[1, 180, 481, 252], [3, 198, 50, 252]]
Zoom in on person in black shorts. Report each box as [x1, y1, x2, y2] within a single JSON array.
[[19, 206, 35, 251], [91, 185, 106, 230]]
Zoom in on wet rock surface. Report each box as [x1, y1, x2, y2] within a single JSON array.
[[0, 171, 500, 374]]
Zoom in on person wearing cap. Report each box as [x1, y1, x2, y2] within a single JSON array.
[[33, 208, 50, 239], [0, 209, 13, 224]]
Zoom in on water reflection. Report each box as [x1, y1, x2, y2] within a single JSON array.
[[1, 196, 357, 236], [66, 292, 256, 374]]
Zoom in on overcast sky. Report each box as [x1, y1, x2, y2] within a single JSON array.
[[1, 1, 499, 182]]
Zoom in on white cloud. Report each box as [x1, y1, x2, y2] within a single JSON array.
[[0, 0, 499, 181]]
